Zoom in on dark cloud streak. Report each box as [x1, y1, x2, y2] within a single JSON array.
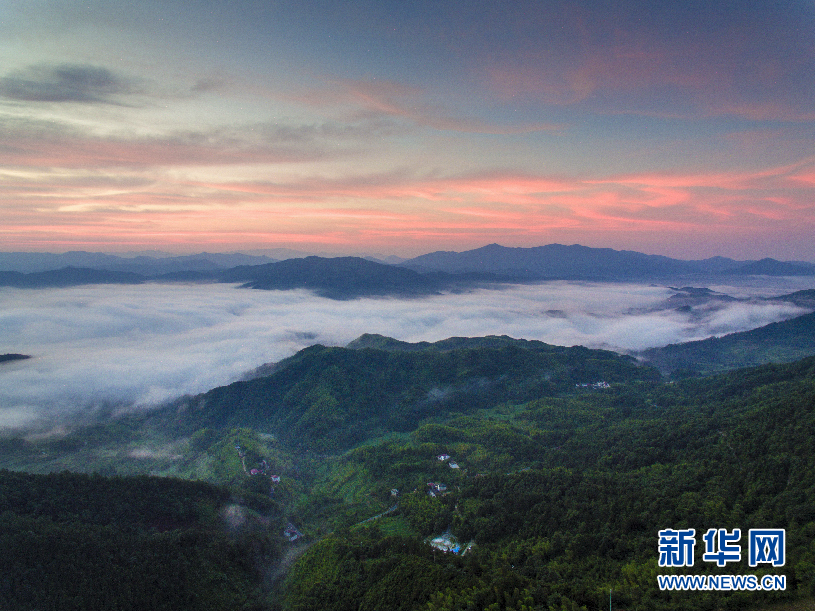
[[0, 64, 139, 104]]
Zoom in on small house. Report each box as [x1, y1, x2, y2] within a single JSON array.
[[428, 532, 460, 553]]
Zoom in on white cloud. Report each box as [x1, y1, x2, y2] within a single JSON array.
[[0, 280, 810, 429]]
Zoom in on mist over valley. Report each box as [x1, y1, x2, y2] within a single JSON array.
[[1, 275, 812, 430]]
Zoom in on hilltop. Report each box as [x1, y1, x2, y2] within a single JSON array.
[[146, 335, 658, 451], [218, 256, 447, 299]]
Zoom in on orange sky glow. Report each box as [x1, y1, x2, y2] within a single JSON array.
[[2, 1, 814, 260]]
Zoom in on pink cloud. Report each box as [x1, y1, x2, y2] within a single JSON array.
[[0, 115, 384, 170], [319, 78, 563, 134], [2, 157, 813, 258]]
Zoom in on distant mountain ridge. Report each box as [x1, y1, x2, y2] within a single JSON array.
[[219, 256, 445, 299], [401, 243, 815, 279], [731, 258, 815, 276], [0, 257, 499, 297], [0, 267, 145, 288], [0, 251, 278, 275], [1, 244, 813, 294], [402, 243, 694, 279], [3, 244, 814, 278]]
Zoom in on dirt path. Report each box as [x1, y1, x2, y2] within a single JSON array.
[[357, 503, 399, 525]]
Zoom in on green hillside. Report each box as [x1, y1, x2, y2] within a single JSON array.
[[277, 356, 815, 610], [148, 336, 658, 451], [641, 311, 815, 376], [1, 338, 814, 610]]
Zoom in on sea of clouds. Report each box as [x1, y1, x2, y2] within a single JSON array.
[[0, 279, 812, 429]]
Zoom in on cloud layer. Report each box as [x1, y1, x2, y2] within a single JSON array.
[[1, 280, 810, 430]]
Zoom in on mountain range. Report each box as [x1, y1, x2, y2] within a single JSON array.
[[0, 250, 278, 275], [401, 243, 815, 279], [3, 247, 815, 609], [0, 244, 813, 296]]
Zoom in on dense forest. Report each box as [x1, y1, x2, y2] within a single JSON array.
[[116, 335, 657, 455], [0, 336, 813, 609], [0, 471, 277, 610], [275, 355, 815, 610], [641, 311, 815, 376]]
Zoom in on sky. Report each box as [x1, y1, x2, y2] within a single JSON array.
[[2, 280, 811, 429], [1, 0, 814, 260]]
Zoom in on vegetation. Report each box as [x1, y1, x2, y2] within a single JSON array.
[[277, 355, 815, 610], [147, 335, 657, 452], [641, 311, 815, 377], [0, 336, 813, 609], [0, 470, 277, 610]]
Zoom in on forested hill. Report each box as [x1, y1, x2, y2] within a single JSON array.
[[640, 311, 815, 376], [772, 288, 815, 309], [2, 343, 815, 609], [0, 471, 274, 610], [218, 256, 448, 299], [153, 335, 659, 451], [277, 354, 815, 611]]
